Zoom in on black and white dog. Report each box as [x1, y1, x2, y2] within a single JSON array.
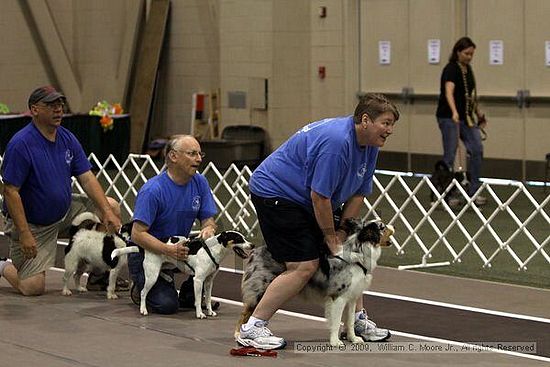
[[62, 212, 131, 299], [112, 229, 253, 318], [235, 219, 394, 347]]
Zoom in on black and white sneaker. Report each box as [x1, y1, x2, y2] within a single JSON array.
[[0, 257, 9, 278]]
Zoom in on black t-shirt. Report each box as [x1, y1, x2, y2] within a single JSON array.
[[436, 62, 475, 120]]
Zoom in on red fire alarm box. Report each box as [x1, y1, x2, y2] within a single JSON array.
[[318, 66, 326, 79]]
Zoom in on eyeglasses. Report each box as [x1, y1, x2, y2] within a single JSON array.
[[37, 101, 65, 110], [173, 149, 206, 158]]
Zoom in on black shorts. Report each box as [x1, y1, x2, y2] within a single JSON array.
[[251, 193, 328, 263]]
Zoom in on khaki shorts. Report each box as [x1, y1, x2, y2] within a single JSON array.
[[5, 194, 95, 280]]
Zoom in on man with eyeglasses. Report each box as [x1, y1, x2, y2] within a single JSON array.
[[236, 93, 399, 350], [126, 134, 218, 314], [0, 86, 121, 296]]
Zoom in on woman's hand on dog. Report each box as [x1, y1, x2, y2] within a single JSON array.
[[325, 234, 344, 257]]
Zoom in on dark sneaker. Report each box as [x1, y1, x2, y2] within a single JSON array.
[[130, 283, 140, 306], [87, 272, 130, 292], [178, 292, 220, 311], [178, 275, 220, 311]]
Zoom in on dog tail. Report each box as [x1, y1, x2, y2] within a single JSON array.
[[111, 246, 139, 260], [65, 212, 102, 254], [70, 211, 101, 231]]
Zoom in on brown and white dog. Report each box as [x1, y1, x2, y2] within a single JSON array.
[[112, 229, 253, 318], [61, 212, 131, 299], [235, 219, 394, 347]]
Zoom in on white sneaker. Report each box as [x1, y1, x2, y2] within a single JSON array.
[[236, 321, 287, 350], [474, 195, 487, 206], [354, 310, 391, 342]]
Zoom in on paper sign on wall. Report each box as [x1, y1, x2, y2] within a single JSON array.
[[379, 41, 391, 65], [545, 41, 550, 66], [428, 39, 440, 64], [489, 40, 503, 65]]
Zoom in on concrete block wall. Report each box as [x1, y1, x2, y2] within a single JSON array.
[[0, 0, 139, 113], [0, 0, 49, 112], [0, 0, 547, 179], [150, 0, 220, 138]]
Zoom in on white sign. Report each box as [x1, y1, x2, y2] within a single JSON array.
[[379, 41, 391, 65], [489, 40, 503, 65], [427, 39, 441, 64], [545, 41, 550, 66]]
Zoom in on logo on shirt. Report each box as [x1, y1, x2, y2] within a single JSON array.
[[298, 118, 331, 134], [65, 149, 73, 165], [192, 196, 201, 211], [357, 163, 367, 178]]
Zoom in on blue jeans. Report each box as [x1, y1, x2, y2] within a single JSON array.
[[128, 251, 179, 314], [437, 118, 484, 196]]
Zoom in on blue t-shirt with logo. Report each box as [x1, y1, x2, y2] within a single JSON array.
[[1, 123, 92, 225], [249, 115, 379, 211], [132, 171, 217, 239]]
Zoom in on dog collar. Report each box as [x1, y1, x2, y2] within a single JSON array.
[[334, 255, 370, 275]]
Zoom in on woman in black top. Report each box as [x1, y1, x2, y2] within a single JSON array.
[[436, 37, 488, 205]]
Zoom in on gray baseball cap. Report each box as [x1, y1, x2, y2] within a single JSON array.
[[28, 86, 65, 108]]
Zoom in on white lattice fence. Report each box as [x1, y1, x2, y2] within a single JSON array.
[[367, 172, 549, 272], [1, 154, 548, 272]]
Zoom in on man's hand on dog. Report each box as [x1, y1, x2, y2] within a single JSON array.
[[102, 210, 122, 234], [198, 225, 216, 239], [164, 241, 190, 261]]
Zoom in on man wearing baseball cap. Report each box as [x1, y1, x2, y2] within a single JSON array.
[[0, 86, 122, 296]]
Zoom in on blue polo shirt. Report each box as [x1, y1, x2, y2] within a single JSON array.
[[1, 123, 92, 225], [249, 115, 379, 211], [132, 171, 217, 239]]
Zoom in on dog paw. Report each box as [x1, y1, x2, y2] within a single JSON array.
[[329, 339, 345, 347], [349, 335, 363, 344], [77, 286, 87, 293], [61, 288, 72, 296], [196, 312, 207, 319], [206, 310, 217, 317], [140, 307, 149, 316], [107, 293, 118, 300]]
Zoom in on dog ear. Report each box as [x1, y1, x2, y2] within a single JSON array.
[[187, 238, 204, 255], [357, 222, 381, 244], [120, 222, 133, 236], [217, 231, 246, 246]]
